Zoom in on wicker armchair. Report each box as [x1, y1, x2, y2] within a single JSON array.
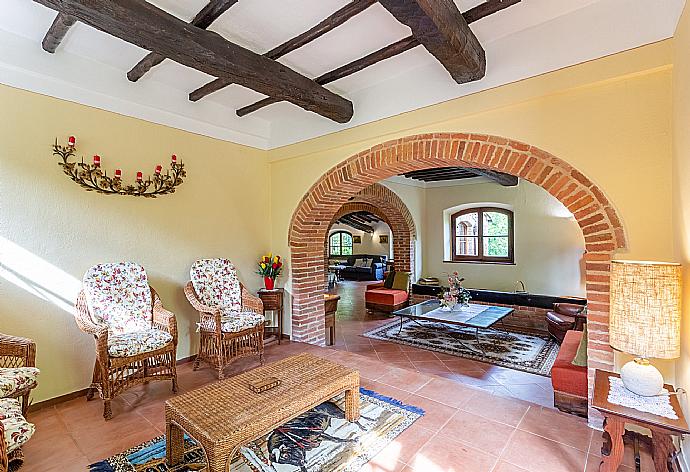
[[75, 263, 178, 420], [185, 259, 265, 379], [0, 334, 37, 416], [0, 333, 38, 472]]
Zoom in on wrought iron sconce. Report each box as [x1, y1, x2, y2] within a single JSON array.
[[51, 136, 186, 197]]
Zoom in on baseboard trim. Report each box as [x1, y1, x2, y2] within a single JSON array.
[[28, 355, 197, 412]]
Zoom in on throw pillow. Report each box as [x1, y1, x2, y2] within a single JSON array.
[[383, 271, 396, 289], [571, 324, 588, 367], [391, 272, 410, 291], [355, 258, 369, 268]]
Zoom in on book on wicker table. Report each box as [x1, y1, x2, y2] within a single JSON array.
[[165, 353, 360, 472]]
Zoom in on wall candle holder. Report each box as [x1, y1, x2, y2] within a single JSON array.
[[51, 136, 186, 197]]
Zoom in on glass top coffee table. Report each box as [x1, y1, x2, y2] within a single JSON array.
[[392, 300, 514, 354]]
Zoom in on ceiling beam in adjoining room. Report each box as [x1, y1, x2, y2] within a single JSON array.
[[235, 0, 521, 117], [42, 12, 77, 53], [33, 0, 354, 123], [189, 0, 377, 102], [127, 0, 239, 82], [466, 168, 518, 186], [337, 215, 374, 233]]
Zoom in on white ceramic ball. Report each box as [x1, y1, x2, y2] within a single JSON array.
[[620, 360, 664, 396]]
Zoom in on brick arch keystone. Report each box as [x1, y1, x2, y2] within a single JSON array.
[[287, 132, 626, 416]]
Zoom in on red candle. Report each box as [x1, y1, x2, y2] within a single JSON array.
[[136, 171, 143, 182], [155, 165, 162, 175], [114, 169, 122, 179], [68, 136, 76, 147], [171, 154, 177, 163], [93, 155, 101, 167]]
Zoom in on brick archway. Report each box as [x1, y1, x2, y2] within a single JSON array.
[[288, 132, 626, 410], [326, 188, 416, 289]]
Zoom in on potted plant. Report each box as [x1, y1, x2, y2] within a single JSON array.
[[258, 253, 283, 290], [439, 272, 471, 311]]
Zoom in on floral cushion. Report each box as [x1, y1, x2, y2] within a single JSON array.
[[108, 329, 173, 358], [83, 262, 153, 335], [0, 398, 34, 453], [0, 367, 39, 398], [190, 259, 242, 313], [198, 310, 265, 333]]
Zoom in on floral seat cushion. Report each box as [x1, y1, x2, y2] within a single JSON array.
[[0, 367, 40, 398], [108, 329, 173, 358], [0, 398, 34, 453], [83, 262, 153, 335], [198, 310, 265, 333], [190, 259, 243, 314]]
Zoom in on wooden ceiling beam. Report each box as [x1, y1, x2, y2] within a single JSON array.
[[42, 12, 77, 53], [127, 0, 239, 82], [237, 36, 418, 117], [338, 215, 374, 233], [189, 0, 376, 102], [466, 168, 519, 186], [34, 0, 354, 123], [236, 0, 520, 117], [377, 0, 485, 83]]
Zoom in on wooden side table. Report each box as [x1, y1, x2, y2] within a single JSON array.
[[592, 369, 689, 472], [257, 288, 284, 345], [324, 294, 340, 346]]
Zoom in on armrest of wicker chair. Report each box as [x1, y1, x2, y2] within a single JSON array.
[[0, 419, 7, 472], [184, 281, 222, 335], [151, 288, 178, 345], [0, 333, 36, 368], [241, 284, 263, 315], [74, 291, 109, 362]]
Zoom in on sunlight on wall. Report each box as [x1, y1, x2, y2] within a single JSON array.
[[0, 237, 80, 314]]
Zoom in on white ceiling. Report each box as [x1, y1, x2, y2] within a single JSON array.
[[0, 0, 684, 149]]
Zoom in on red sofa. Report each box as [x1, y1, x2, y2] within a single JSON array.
[[551, 330, 588, 417], [365, 282, 409, 313]]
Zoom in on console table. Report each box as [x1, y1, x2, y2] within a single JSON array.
[[257, 288, 284, 345], [593, 369, 689, 471]]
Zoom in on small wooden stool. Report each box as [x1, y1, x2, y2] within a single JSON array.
[[324, 294, 340, 346]]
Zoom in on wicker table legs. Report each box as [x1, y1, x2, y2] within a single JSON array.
[[165, 384, 360, 471]]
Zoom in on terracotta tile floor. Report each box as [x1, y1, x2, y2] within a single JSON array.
[[20, 281, 653, 471]]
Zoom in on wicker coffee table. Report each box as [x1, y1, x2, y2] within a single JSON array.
[[165, 353, 360, 471]]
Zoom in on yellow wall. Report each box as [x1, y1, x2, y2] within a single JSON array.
[[269, 42, 674, 341], [673, 3, 690, 462], [421, 179, 586, 297], [0, 85, 271, 402]]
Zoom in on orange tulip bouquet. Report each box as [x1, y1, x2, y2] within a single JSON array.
[[258, 253, 283, 290]]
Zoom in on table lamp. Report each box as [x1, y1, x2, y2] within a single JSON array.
[[609, 260, 681, 396]]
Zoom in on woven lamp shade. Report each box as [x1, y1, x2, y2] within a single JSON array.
[[609, 260, 682, 359]]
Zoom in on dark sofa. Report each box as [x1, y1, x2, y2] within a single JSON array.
[[340, 255, 387, 281]]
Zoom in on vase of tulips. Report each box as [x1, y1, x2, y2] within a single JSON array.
[[258, 253, 283, 290]]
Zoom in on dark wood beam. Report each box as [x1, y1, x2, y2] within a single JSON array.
[[338, 215, 374, 233], [236, 0, 520, 117], [378, 0, 485, 83], [467, 168, 518, 186], [463, 0, 521, 24], [42, 12, 77, 53], [189, 0, 376, 102], [237, 36, 418, 117], [127, 0, 239, 82], [34, 0, 354, 123]]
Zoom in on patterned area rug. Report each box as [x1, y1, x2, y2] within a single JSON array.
[[363, 319, 559, 376], [89, 388, 423, 472]]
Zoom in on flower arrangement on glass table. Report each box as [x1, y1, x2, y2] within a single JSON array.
[[258, 253, 283, 290], [439, 271, 471, 311]]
